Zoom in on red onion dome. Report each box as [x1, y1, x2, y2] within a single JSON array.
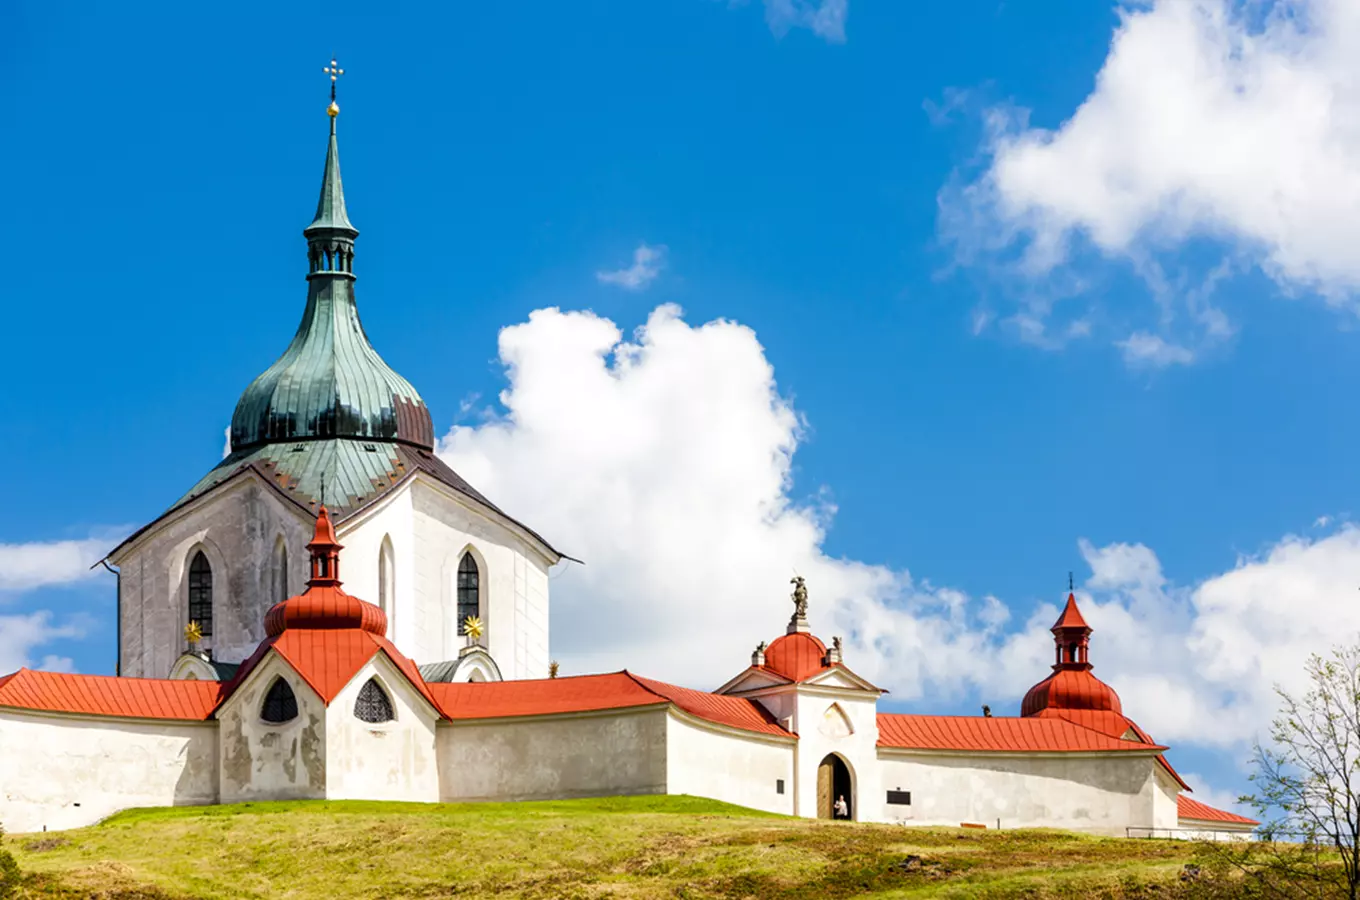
[[1020, 591, 1122, 717], [764, 632, 827, 681], [264, 586, 388, 637], [263, 506, 387, 637], [1021, 668, 1123, 717]]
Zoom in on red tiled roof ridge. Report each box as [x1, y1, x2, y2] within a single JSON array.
[[1178, 794, 1258, 826], [0, 668, 224, 720], [624, 671, 790, 738], [876, 712, 1169, 753]]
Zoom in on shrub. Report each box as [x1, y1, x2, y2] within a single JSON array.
[[0, 825, 20, 899]]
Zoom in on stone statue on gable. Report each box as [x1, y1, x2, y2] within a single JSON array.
[[790, 576, 809, 618]]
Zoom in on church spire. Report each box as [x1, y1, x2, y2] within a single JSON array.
[[1050, 583, 1093, 671], [305, 58, 358, 276]]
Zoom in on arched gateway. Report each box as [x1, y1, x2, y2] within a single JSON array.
[[816, 753, 853, 820]]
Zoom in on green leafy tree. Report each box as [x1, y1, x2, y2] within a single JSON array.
[[1236, 643, 1360, 898]]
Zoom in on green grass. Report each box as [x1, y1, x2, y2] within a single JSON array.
[[3, 795, 1246, 899]]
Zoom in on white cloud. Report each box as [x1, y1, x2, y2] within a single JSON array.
[[1117, 332, 1196, 367], [763, 0, 847, 43], [596, 244, 667, 291], [438, 302, 1360, 768], [1179, 772, 1250, 815], [948, 0, 1360, 356], [0, 611, 87, 674], [0, 534, 122, 593]]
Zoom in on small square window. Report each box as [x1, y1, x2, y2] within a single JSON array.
[[776, 779, 785, 795], [887, 789, 911, 806]]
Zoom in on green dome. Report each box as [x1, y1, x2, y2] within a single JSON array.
[[229, 118, 435, 452]]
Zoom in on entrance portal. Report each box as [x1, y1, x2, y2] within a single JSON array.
[[816, 754, 853, 820]]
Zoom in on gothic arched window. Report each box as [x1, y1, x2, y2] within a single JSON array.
[[272, 536, 289, 605], [355, 678, 394, 723], [261, 677, 298, 724], [457, 553, 480, 635], [379, 536, 395, 636], [188, 551, 213, 637]]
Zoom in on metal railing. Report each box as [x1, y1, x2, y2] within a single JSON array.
[[1126, 826, 1258, 842]]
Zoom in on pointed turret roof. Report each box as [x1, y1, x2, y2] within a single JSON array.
[[1052, 593, 1091, 632], [305, 117, 357, 236]]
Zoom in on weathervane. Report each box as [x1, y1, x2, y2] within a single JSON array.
[[324, 57, 345, 116], [1068, 571, 1074, 592]]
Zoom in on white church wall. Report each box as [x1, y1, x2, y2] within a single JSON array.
[[1151, 764, 1181, 831], [112, 477, 312, 677], [0, 709, 217, 834], [217, 653, 327, 804], [792, 688, 882, 821], [664, 712, 794, 815], [876, 749, 1163, 835], [1175, 820, 1257, 842], [333, 489, 415, 650], [410, 479, 552, 678], [324, 656, 440, 803], [436, 707, 668, 802]]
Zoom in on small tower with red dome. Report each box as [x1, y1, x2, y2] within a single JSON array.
[[1021, 586, 1123, 718]]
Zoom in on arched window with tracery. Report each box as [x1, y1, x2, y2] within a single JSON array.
[[188, 551, 213, 637], [354, 678, 394, 723], [457, 553, 480, 635], [261, 677, 298, 724]]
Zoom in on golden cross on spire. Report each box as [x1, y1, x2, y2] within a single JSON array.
[[324, 57, 344, 115]]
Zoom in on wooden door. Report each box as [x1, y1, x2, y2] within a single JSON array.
[[817, 760, 833, 818]]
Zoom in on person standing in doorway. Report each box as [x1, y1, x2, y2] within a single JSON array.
[[834, 795, 849, 820]]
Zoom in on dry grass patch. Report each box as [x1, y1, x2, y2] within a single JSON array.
[[3, 797, 1255, 899]]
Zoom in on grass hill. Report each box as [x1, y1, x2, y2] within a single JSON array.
[[3, 795, 1243, 899]]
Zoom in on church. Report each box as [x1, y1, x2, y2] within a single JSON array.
[[0, 73, 1257, 840]]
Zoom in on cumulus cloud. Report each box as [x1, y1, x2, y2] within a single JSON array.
[[947, 0, 1360, 357], [438, 302, 1360, 772], [0, 534, 123, 593], [0, 611, 87, 674], [763, 0, 847, 43], [596, 244, 667, 291]]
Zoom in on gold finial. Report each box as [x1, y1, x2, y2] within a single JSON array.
[[463, 616, 484, 642], [184, 621, 203, 650], [323, 57, 344, 117], [548, 660, 560, 679]]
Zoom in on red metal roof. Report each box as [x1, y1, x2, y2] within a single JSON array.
[[764, 632, 827, 682], [1021, 667, 1123, 717], [1178, 794, 1258, 826], [263, 584, 388, 637], [1032, 708, 1190, 790], [877, 713, 1167, 753], [630, 674, 789, 736], [0, 669, 223, 720], [430, 671, 792, 737], [1052, 593, 1090, 631]]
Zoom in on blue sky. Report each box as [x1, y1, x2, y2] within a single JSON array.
[[7, 0, 1360, 810]]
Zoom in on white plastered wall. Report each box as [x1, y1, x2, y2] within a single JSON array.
[[324, 654, 440, 802], [664, 712, 795, 814], [407, 478, 552, 677], [0, 709, 218, 834], [112, 477, 313, 677], [436, 707, 668, 802], [875, 749, 1165, 835], [216, 652, 327, 804], [790, 683, 882, 821]]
